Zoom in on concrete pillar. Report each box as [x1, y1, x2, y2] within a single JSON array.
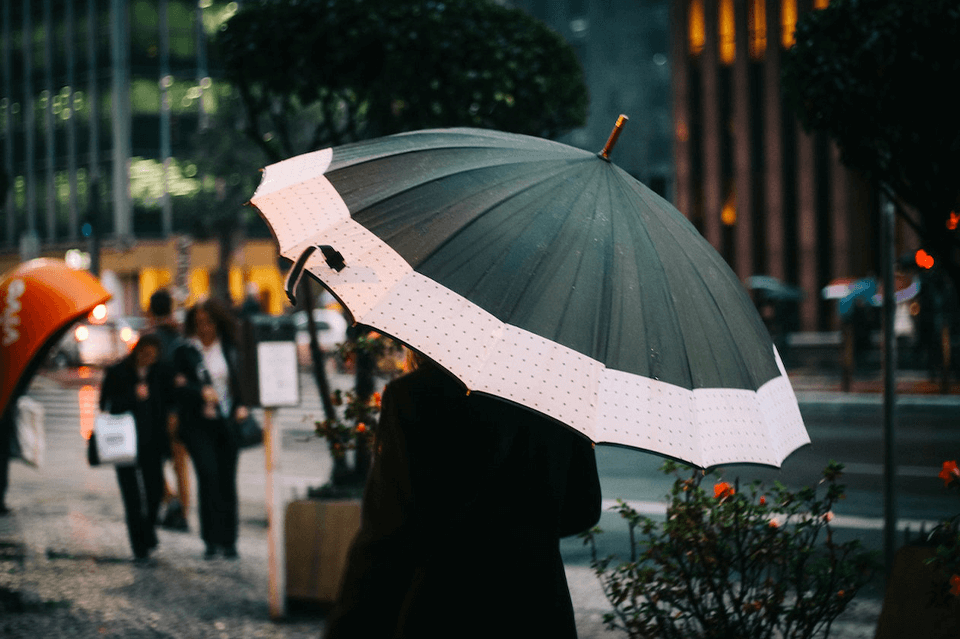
[[700, 0, 723, 251], [65, 0, 79, 241], [110, 0, 131, 238], [732, 0, 753, 280], [671, 0, 693, 220], [763, 0, 785, 281], [2, 0, 15, 246], [830, 142, 850, 281], [43, 0, 55, 242], [796, 124, 817, 329]]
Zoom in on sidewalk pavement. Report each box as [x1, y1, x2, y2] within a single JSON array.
[[2, 365, 945, 637]]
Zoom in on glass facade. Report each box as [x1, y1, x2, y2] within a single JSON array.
[[0, 0, 238, 251]]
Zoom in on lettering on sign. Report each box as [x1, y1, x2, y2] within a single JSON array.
[[1, 279, 26, 346]]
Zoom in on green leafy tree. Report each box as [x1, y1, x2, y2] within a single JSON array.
[[183, 87, 270, 300], [214, 0, 588, 487], [782, 0, 960, 298], [214, 0, 588, 162]]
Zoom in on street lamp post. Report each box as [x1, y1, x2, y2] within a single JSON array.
[[881, 193, 898, 575]]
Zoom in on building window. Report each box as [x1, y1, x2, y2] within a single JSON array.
[[719, 0, 735, 65], [688, 0, 705, 57], [782, 0, 798, 48], [749, 0, 766, 60]]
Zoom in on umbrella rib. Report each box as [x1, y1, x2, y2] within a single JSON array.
[[635, 184, 762, 389], [473, 162, 598, 321], [419, 160, 590, 296], [338, 156, 584, 248], [608, 169, 693, 386]]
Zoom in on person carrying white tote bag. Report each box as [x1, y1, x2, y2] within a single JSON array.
[[97, 334, 170, 562]]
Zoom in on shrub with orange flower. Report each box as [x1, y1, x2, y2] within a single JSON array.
[[315, 389, 382, 460], [938, 460, 959, 487], [581, 461, 877, 639], [927, 459, 960, 598], [713, 481, 735, 499]]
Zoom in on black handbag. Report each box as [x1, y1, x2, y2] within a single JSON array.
[[232, 414, 263, 449], [87, 433, 101, 466]]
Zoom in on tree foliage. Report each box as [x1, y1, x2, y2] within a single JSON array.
[[582, 462, 877, 639], [215, 0, 588, 162], [782, 0, 960, 290]]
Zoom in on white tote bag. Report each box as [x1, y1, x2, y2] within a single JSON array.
[[92, 412, 138, 466]]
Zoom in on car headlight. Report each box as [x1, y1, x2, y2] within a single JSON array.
[[89, 304, 107, 323]]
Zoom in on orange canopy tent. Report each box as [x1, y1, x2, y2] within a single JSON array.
[[0, 259, 110, 419]]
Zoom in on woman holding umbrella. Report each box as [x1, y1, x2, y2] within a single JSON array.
[[324, 354, 602, 638], [98, 334, 168, 562], [173, 298, 249, 560]]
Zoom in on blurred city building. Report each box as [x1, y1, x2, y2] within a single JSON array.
[[518, 0, 923, 334], [1, 0, 926, 333], [671, 0, 886, 332], [0, 0, 285, 316], [509, 0, 674, 202]]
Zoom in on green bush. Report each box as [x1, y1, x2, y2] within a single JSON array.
[[581, 461, 877, 639], [929, 461, 960, 597]]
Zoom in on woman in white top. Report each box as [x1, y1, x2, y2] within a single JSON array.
[[173, 298, 249, 560]]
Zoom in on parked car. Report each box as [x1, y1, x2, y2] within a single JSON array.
[[47, 305, 141, 368], [293, 309, 349, 366]]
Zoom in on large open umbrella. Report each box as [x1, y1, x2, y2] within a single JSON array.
[[251, 126, 809, 468], [0, 259, 111, 419]]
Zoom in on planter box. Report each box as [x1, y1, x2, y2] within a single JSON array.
[[875, 545, 960, 639], [284, 499, 361, 604]]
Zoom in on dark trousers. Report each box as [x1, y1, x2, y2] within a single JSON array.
[[115, 452, 164, 558], [183, 419, 240, 548]]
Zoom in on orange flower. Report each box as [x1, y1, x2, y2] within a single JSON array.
[[372, 392, 382, 409], [356, 422, 367, 434], [768, 517, 781, 528], [938, 460, 960, 487], [759, 496, 766, 506], [714, 482, 735, 499], [950, 575, 960, 597]]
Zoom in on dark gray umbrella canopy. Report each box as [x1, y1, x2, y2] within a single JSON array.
[[325, 129, 779, 392], [252, 128, 808, 468]]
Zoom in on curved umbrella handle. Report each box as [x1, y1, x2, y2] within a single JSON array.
[[283, 245, 346, 304]]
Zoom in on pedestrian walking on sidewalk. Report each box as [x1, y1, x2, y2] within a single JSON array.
[[146, 289, 191, 532], [173, 298, 250, 560], [98, 334, 168, 562], [324, 355, 602, 639]]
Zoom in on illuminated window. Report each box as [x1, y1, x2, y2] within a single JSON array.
[[689, 0, 705, 56], [814, 0, 829, 8], [719, 0, 735, 65], [749, 0, 766, 60], [782, 0, 798, 48], [721, 188, 737, 226], [131, 79, 160, 114]]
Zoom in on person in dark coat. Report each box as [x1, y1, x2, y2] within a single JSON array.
[[173, 298, 249, 560], [98, 334, 168, 562], [146, 288, 191, 532], [324, 357, 602, 639]]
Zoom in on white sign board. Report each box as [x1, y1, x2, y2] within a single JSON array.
[[256, 341, 300, 407]]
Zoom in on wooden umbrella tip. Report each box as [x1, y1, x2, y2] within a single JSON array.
[[598, 114, 629, 161]]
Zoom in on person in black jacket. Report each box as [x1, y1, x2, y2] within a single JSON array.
[[324, 356, 602, 639], [146, 288, 191, 532], [173, 298, 249, 560], [98, 334, 168, 562]]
